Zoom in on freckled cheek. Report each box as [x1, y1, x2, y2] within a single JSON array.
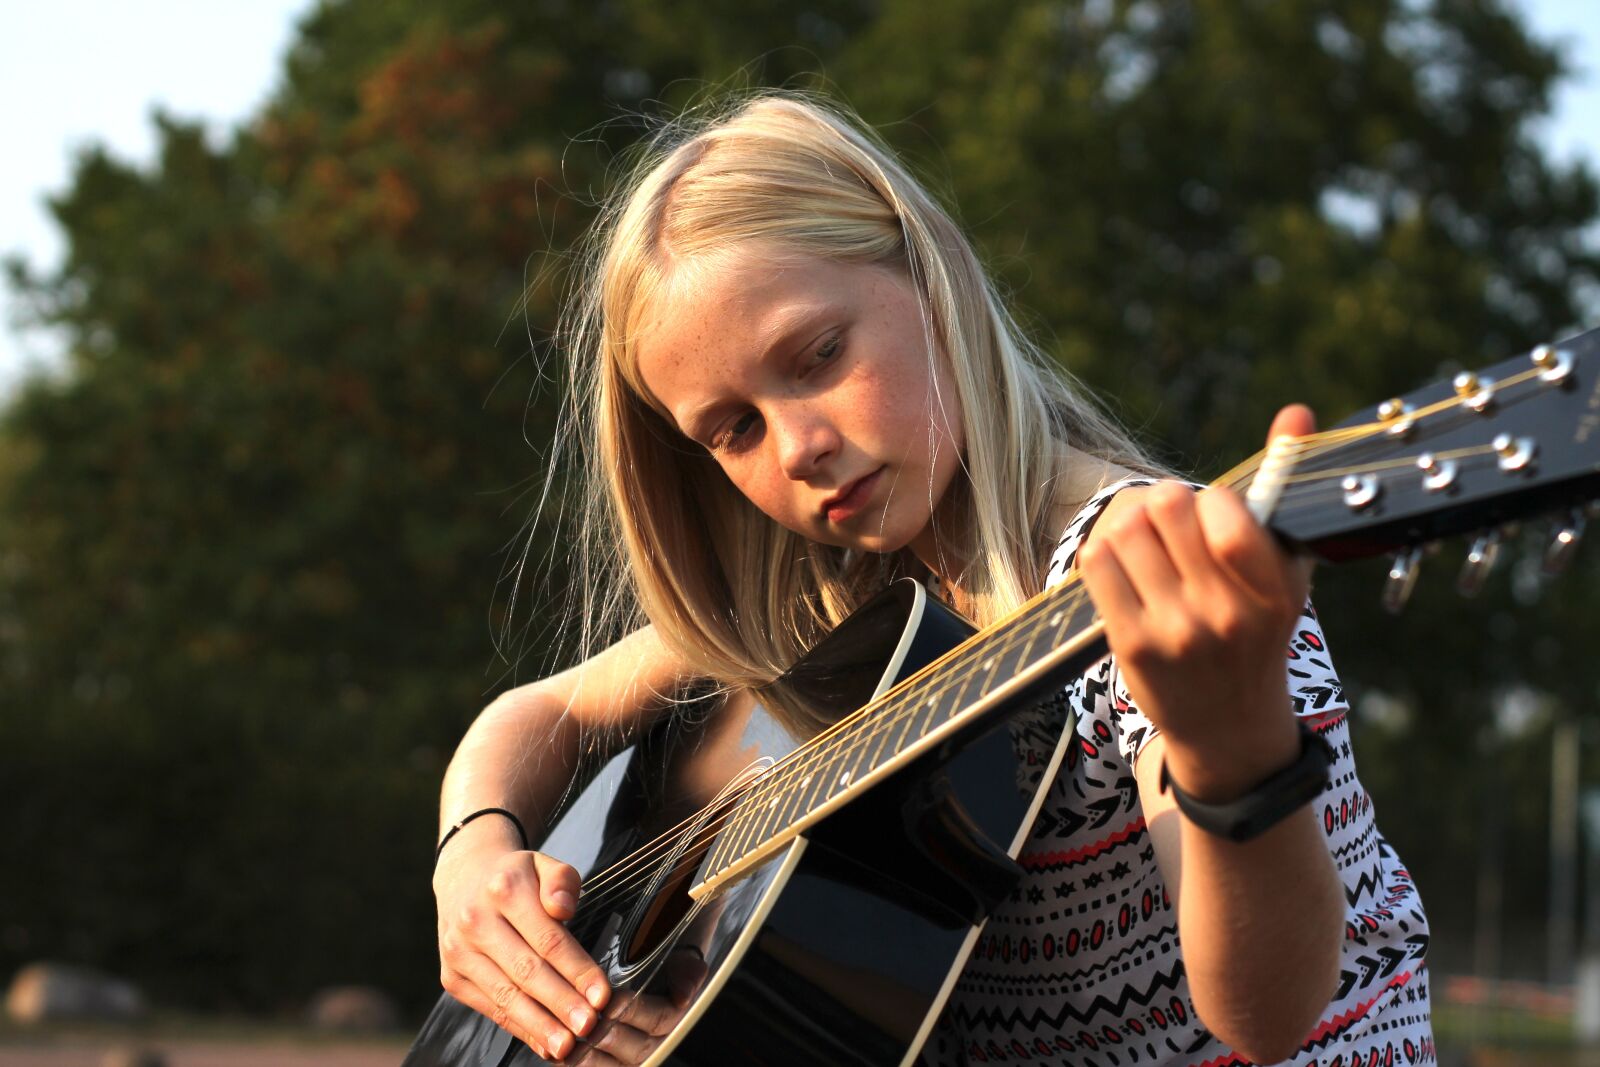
[[847, 376, 910, 435], [735, 470, 807, 526]]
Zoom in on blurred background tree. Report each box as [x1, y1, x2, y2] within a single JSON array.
[[1, 0, 1595, 1018]]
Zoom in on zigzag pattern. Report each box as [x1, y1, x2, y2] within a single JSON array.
[[1304, 709, 1349, 733], [1019, 818, 1145, 870], [946, 960, 1186, 1031], [1330, 820, 1377, 860], [1188, 1053, 1253, 1067], [1299, 969, 1419, 1053], [1343, 862, 1385, 906], [960, 925, 1180, 985]]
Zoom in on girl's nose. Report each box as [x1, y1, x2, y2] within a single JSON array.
[[772, 405, 838, 479]]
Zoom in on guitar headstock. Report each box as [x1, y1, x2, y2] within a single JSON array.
[[1259, 327, 1600, 609]]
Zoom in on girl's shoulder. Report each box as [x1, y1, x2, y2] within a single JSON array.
[[1043, 472, 1197, 587]]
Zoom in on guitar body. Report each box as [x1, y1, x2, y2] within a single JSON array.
[[404, 580, 1080, 1067]]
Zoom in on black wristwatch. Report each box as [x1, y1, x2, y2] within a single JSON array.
[[1158, 721, 1333, 842]]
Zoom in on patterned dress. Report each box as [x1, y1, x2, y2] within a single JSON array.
[[927, 477, 1434, 1066]]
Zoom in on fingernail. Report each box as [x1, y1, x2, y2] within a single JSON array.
[[569, 1005, 593, 1034], [586, 983, 607, 1009], [551, 890, 577, 912], [548, 1030, 571, 1058]]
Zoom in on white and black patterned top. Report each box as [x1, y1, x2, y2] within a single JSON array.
[[927, 477, 1434, 1067]]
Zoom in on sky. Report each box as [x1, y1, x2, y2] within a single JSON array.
[[1, 1, 1597, 397], [0, 0, 316, 391]]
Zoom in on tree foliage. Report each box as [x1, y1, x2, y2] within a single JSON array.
[[2, 0, 1595, 1012]]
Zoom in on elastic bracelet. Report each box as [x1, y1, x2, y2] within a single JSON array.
[[435, 807, 529, 862]]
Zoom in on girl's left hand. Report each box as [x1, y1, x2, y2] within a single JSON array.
[[1075, 404, 1317, 800]]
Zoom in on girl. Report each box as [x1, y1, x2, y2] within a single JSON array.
[[431, 93, 1432, 1065]]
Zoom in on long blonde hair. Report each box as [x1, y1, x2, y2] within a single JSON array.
[[546, 91, 1164, 694]]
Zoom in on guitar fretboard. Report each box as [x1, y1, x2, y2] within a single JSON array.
[[693, 576, 1107, 898]]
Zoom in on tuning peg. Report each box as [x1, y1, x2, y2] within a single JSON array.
[[1543, 508, 1587, 576], [1377, 397, 1415, 437], [1384, 547, 1423, 614], [1531, 344, 1575, 384], [1454, 372, 1497, 413], [1457, 530, 1503, 597]]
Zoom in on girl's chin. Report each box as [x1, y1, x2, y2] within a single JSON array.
[[832, 529, 919, 557], [792, 523, 913, 556]]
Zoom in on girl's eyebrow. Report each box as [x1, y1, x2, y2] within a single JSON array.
[[677, 301, 838, 435], [751, 301, 834, 358]]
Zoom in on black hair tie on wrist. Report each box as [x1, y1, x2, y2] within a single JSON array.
[[435, 807, 529, 862]]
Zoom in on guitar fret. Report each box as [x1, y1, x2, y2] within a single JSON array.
[[810, 729, 855, 808], [907, 681, 947, 739], [1014, 616, 1044, 683], [714, 579, 1101, 883], [839, 723, 872, 793], [945, 658, 982, 725], [769, 740, 823, 840], [861, 691, 902, 774], [891, 683, 928, 754], [708, 800, 741, 877], [741, 779, 783, 867], [723, 788, 767, 874]]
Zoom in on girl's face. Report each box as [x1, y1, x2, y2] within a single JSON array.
[[634, 251, 967, 567]]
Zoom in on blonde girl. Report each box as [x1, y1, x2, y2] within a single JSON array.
[[431, 92, 1431, 1065]]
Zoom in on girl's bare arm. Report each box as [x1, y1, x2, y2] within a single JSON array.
[[1075, 405, 1343, 1061], [1134, 728, 1343, 1063], [433, 626, 694, 1061]]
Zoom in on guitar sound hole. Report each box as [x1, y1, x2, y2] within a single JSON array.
[[624, 832, 708, 963]]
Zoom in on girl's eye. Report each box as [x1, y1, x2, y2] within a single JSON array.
[[711, 412, 759, 454], [807, 335, 842, 370]]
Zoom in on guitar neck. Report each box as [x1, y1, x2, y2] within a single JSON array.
[[690, 327, 1600, 902], [693, 576, 1109, 899]]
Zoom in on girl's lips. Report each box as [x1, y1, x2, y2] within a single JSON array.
[[823, 467, 884, 523]]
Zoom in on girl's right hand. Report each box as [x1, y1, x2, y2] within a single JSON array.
[[434, 825, 612, 1061]]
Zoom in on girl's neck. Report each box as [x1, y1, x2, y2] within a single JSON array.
[[906, 475, 974, 589], [910, 446, 1136, 613]]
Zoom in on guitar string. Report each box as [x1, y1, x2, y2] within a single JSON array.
[[572, 457, 1390, 914], [572, 428, 1374, 906], [575, 424, 1426, 908], [576, 371, 1559, 904], [574, 584, 1101, 915], [574, 547, 1116, 901], [574, 436, 1330, 907], [578, 560, 1127, 912]]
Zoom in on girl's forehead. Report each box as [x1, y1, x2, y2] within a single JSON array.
[[654, 246, 825, 314], [638, 250, 858, 363]]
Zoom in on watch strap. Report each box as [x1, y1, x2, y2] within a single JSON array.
[[1158, 720, 1333, 842]]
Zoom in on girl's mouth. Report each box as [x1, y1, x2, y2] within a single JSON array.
[[822, 467, 885, 523]]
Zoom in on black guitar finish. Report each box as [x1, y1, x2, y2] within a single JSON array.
[[406, 582, 1076, 1067]]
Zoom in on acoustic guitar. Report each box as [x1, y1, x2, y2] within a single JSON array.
[[404, 331, 1600, 1066]]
